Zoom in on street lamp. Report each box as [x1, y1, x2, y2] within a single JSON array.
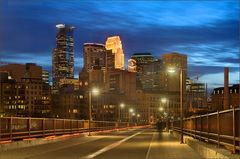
[[161, 98, 169, 132], [137, 114, 140, 124], [159, 107, 164, 112], [88, 87, 99, 136], [118, 103, 125, 122], [129, 108, 134, 123], [168, 67, 184, 144]]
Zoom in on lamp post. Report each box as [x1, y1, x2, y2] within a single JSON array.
[[137, 114, 140, 125], [168, 68, 184, 144], [161, 98, 169, 132], [129, 108, 134, 124], [118, 103, 125, 122], [88, 88, 99, 136]]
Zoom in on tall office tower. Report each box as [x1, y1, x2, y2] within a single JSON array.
[[83, 43, 106, 70], [130, 53, 154, 89], [52, 24, 75, 90], [42, 70, 49, 84], [161, 52, 187, 92], [105, 36, 124, 70], [161, 52, 187, 116]]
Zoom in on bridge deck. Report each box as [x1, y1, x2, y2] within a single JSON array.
[[0, 128, 203, 159]]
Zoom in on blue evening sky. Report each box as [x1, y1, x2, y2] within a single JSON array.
[[0, 0, 239, 90]]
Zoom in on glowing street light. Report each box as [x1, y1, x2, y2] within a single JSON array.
[[88, 87, 99, 136], [161, 98, 167, 104], [129, 108, 134, 113], [168, 67, 184, 144], [118, 103, 125, 122], [159, 107, 164, 112], [128, 108, 134, 123]]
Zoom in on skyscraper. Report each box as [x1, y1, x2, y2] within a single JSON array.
[[83, 43, 106, 70], [105, 36, 124, 70], [52, 24, 75, 90], [130, 53, 154, 89], [161, 52, 187, 92]]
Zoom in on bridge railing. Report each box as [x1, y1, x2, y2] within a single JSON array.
[[0, 117, 139, 141], [170, 107, 240, 153]]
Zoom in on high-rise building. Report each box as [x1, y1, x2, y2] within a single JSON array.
[[42, 70, 49, 84], [161, 52, 187, 92], [52, 24, 75, 90], [83, 43, 106, 70], [130, 53, 154, 89], [105, 36, 124, 70], [161, 52, 187, 115]]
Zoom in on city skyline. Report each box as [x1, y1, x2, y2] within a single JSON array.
[[0, 0, 239, 89]]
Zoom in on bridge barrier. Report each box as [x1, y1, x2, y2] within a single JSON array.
[[170, 107, 240, 153], [0, 117, 141, 142]]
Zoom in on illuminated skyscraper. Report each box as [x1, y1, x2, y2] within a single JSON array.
[[52, 24, 75, 90], [105, 36, 124, 70]]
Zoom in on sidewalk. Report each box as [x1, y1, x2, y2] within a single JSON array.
[[147, 131, 203, 159]]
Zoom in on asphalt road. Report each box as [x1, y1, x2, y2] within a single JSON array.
[[0, 128, 203, 159]]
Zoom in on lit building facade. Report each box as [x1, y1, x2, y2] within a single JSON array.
[[83, 43, 106, 70], [42, 70, 49, 84], [52, 24, 75, 90], [59, 78, 80, 90], [105, 36, 124, 70], [161, 52, 187, 92], [130, 53, 154, 89], [127, 59, 137, 72], [0, 72, 26, 117], [0, 63, 51, 117], [161, 52, 187, 116]]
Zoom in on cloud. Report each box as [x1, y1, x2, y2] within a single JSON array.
[[0, 0, 239, 90], [199, 71, 240, 89]]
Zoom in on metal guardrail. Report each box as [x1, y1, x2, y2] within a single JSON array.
[[171, 107, 240, 153], [0, 117, 138, 141]]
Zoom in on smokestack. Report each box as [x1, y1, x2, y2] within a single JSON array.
[[223, 67, 229, 110]]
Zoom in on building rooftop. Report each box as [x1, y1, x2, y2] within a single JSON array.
[[56, 24, 75, 29], [84, 43, 105, 47], [132, 53, 153, 57]]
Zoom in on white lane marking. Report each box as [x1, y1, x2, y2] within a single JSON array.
[[145, 131, 156, 159], [84, 131, 143, 159]]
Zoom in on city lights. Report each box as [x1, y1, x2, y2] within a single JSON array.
[[159, 107, 164, 112], [0, 1, 239, 158]]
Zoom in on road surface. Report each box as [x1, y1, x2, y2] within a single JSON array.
[[0, 128, 203, 159]]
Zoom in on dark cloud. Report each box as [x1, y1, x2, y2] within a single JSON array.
[[0, 0, 239, 88]]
